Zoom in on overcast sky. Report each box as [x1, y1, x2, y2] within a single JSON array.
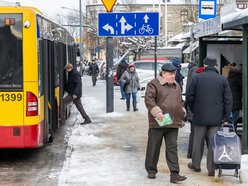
[[4, 0, 177, 18], [6, 0, 83, 18]]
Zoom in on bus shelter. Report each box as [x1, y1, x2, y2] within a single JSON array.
[[197, 9, 248, 154]]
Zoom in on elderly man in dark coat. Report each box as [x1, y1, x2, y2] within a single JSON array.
[[63, 63, 91, 125], [186, 56, 232, 176], [185, 61, 198, 159], [144, 63, 187, 184]]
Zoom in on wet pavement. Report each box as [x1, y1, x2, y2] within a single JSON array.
[[0, 107, 77, 185]]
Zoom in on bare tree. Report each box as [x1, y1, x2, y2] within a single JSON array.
[[120, 0, 137, 12], [55, 11, 79, 39]]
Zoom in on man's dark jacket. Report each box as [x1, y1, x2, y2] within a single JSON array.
[[227, 69, 242, 111], [89, 63, 99, 75], [65, 69, 82, 98], [117, 62, 128, 81], [186, 67, 232, 126]]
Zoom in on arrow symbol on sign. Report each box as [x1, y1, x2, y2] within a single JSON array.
[[143, 14, 149, 23], [119, 16, 133, 34], [102, 23, 114, 34]]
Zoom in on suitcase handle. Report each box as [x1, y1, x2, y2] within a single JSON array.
[[222, 122, 235, 132]]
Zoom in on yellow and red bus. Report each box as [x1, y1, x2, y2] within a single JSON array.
[[0, 6, 76, 148]]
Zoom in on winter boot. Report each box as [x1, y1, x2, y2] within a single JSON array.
[[81, 118, 92, 125], [133, 101, 138, 112], [126, 101, 130, 111]]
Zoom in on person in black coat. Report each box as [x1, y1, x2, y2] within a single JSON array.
[[89, 59, 99, 86], [63, 63, 91, 125], [227, 65, 242, 131], [186, 56, 232, 176], [185, 61, 198, 159], [171, 58, 184, 91], [116, 61, 129, 100]]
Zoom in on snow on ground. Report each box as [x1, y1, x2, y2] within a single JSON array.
[[58, 76, 248, 186]]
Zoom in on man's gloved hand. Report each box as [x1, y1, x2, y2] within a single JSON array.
[[137, 88, 140, 91]]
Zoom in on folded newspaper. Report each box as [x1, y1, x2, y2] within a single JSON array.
[[155, 113, 173, 127]]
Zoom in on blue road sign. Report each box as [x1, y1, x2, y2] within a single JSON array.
[[199, 0, 216, 20], [98, 12, 159, 37]]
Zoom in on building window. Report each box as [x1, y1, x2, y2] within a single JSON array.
[[167, 13, 172, 22], [167, 32, 173, 40], [160, 17, 163, 30], [146, 8, 159, 12], [237, 3, 247, 9], [180, 10, 188, 22], [195, 11, 199, 19]]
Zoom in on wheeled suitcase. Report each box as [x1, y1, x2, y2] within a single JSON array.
[[213, 123, 242, 183]]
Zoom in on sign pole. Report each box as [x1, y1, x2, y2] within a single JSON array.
[[101, 0, 116, 113], [106, 36, 114, 113], [154, 36, 157, 78], [79, 0, 83, 75], [99, 1, 159, 113]]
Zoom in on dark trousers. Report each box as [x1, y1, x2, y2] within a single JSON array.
[[63, 95, 90, 121], [145, 128, 180, 174], [91, 74, 98, 86], [187, 122, 194, 158], [192, 125, 219, 172], [231, 110, 240, 132]]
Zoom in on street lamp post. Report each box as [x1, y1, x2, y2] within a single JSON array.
[[164, 0, 167, 46], [61, 2, 83, 74], [61, 4, 83, 55], [79, 0, 83, 61]]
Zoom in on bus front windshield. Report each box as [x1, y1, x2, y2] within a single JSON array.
[[0, 14, 23, 91]]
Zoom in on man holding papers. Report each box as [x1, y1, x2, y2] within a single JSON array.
[[144, 63, 186, 184]]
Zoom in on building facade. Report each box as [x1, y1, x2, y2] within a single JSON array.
[[236, 0, 248, 9]]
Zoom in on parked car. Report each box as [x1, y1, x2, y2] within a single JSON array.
[[113, 71, 118, 85], [139, 63, 188, 99], [97, 60, 106, 80], [113, 60, 168, 86], [134, 60, 169, 80]]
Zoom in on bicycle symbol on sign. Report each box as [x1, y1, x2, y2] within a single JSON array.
[[139, 24, 154, 34]]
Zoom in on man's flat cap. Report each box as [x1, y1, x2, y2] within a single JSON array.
[[161, 63, 177, 72], [204, 56, 217, 67]]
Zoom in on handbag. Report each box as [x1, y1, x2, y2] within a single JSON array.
[[123, 74, 134, 92], [123, 82, 129, 92]]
